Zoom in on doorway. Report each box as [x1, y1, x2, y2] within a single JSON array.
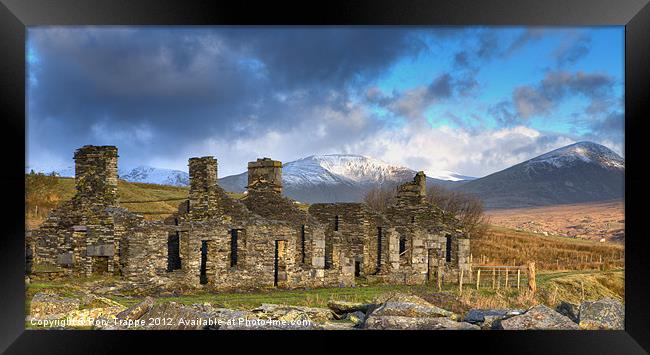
[[274, 240, 286, 286], [167, 232, 181, 272], [200, 240, 208, 285]]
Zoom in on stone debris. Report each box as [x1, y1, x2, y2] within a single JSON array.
[[578, 298, 624, 330], [30, 292, 81, 320], [364, 315, 479, 330], [500, 305, 580, 330], [116, 296, 155, 321], [251, 303, 336, 323], [327, 300, 372, 314], [463, 309, 525, 329], [555, 301, 580, 323], [369, 293, 457, 319]]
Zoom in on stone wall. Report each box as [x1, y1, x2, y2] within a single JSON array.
[[30, 145, 470, 292]]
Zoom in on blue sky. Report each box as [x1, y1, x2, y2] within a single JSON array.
[[26, 27, 624, 177]]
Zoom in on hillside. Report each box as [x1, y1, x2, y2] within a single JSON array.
[[456, 142, 624, 209], [472, 225, 624, 271], [26, 176, 189, 229], [485, 200, 624, 243]]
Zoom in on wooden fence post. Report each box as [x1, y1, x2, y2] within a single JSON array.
[[437, 266, 442, 292], [459, 269, 464, 295], [476, 269, 481, 290], [492, 268, 496, 289], [517, 268, 521, 290], [497, 269, 500, 290], [504, 269, 509, 288], [527, 261, 537, 294]]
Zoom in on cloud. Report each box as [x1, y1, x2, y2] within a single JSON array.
[[512, 70, 616, 119], [554, 33, 591, 67], [365, 72, 478, 122], [27, 27, 424, 170], [506, 28, 546, 56], [347, 124, 578, 177]]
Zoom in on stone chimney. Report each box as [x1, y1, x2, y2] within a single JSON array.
[[396, 171, 427, 205], [188, 156, 218, 219], [247, 158, 282, 194], [414, 171, 427, 197], [73, 145, 118, 207]]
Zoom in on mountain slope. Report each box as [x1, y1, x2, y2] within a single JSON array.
[[219, 154, 472, 203], [456, 142, 624, 209], [28, 165, 190, 187]]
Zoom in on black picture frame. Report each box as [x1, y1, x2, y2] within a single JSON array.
[[1, 0, 648, 353]]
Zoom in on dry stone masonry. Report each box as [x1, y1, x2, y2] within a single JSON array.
[[30, 145, 470, 291]]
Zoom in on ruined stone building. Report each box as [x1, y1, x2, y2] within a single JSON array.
[[29, 145, 471, 290]]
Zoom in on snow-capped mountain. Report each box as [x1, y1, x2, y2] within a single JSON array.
[[119, 166, 189, 186], [27, 165, 190, 187], [219, 154, 473, 203], [456, 141, 625, 209], [525, 141, 625, 170]]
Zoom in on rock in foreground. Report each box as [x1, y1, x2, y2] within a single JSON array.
[[327, 300, 372, 314], [30, 292, 81, 320], [370, 293, 457, 319], [364, 315, 479, 330], [500, 305, 580, 330], [578, 298, 624, 330]]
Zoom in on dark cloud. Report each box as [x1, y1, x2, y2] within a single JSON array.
[[554, 33, 591, 67], [453, 51, 470, 68], [488, 100, 518, 127], [27, 27, 425, 169], [477, 31, 500, 59], [506, 28, 546, 56], [512, 70, 616, 119], [365, 72, 475, 121]]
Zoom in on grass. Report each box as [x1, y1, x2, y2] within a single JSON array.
[[27, 176, 249, 228], [471, 225, 624, 271]]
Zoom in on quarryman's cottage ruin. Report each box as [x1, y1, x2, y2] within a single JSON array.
[[28, 145, 471, 290]]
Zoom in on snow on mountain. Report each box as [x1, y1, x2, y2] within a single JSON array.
[[218, 154, 473, 203], [119, 166, 189, 186], [525, 141, 624, 170], [456, 141, 625, 209], [284, 154, 417, 186], [27, 165, 190, 187]]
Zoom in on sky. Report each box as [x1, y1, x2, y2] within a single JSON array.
[[26, 26, 624, 178]]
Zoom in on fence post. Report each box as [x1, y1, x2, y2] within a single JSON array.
[[476, 269, 481, 290], [492, 268, 496, 289], [496, 269, 500, 290], [459, 269, 464, 295], [437, 266, 442, 292], [517, 268, 521, 290], [505, 269, 509, 288], [527, 261, 537, 294]]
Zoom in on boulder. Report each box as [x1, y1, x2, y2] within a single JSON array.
[[364, 315, 479, 330], [463, 309, 525, 329], [30, 292, 80, 320], [251, 304, 336, 323], [65, 306, 125, 327], [578, 298, 624, 330], [327, 300, 372, 314], [556, 301, 580, 323], [369, 293, 457, 319], [116, 296, 155, 320], [500, 305, 580, 330], [344, 311, 366, 326]]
